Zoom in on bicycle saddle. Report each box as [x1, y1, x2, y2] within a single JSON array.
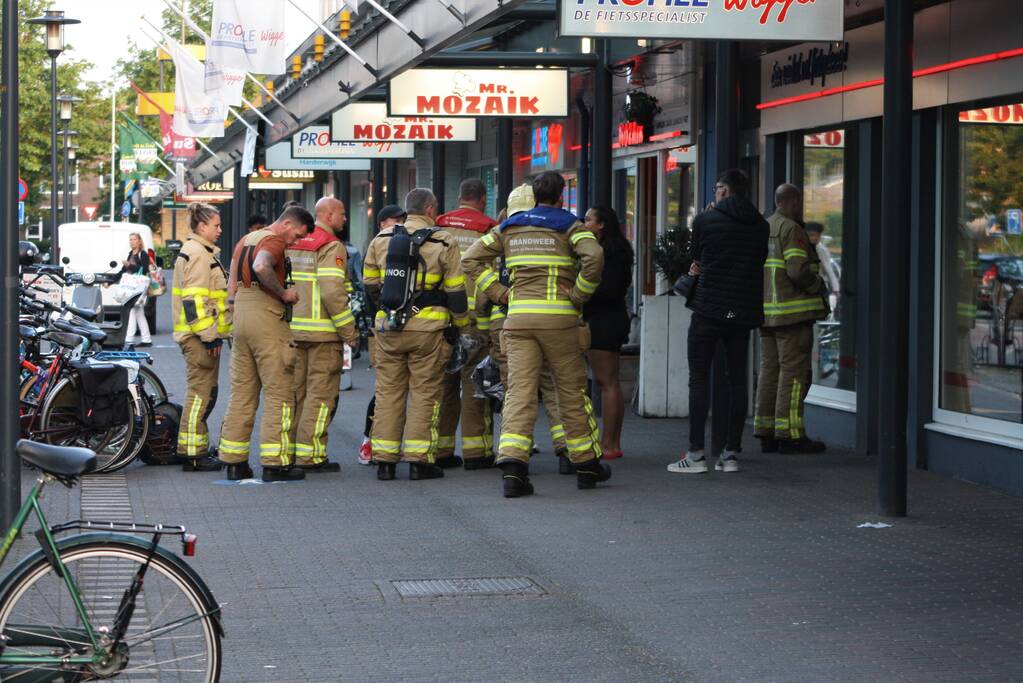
[[19, 324, 40, 341], [45, 331, 85, 349], [52, 319, 106, 344], [17, 439, 96, 477], [67, 305, 98, 321]]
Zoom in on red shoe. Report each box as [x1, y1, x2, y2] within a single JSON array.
[[602, 449, 624, 460], [358, 440, 372, 466]]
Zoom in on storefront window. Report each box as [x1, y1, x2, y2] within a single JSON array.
[[665, 153, 695, 232], [941, 103, 1023, 424], [803, 129, 855, 392]]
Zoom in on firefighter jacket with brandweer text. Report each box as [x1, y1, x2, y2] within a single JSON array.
[[362, 214, 470, 332], [462, 205, 604, 331], [172, 234, 232, 343], [763, 211, 829, 328], [286, 222, 358, 344]]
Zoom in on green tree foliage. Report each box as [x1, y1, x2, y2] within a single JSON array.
[[962, 123, 1023, 254]]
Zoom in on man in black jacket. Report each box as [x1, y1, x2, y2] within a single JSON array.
[[668, 169, 768, 475]]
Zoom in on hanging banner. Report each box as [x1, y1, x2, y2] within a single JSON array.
[[160, 110, 197, 161], [331, 102, 477, 142], [118, 124, 158, 180], [265, 142, 372, 171], [291, 125, 414, 159], [204, 60, 247, 107], [167, 37, 227, 138], [388, 68, 570, 118], [207, 0, 287, 75], [559, 0, 844, 42], [241, 126, 258, 177]]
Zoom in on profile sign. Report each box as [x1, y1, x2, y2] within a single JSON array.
[[290, 125, 414, 160], [559, 0, 844, 42], [265, 141, 371, 172], [332, 102, 477, 143], [388, 68, 569, 118]]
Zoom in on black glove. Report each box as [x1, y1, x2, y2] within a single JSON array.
[[202, 339, 223, 352]]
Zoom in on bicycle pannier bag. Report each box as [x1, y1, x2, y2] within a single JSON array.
[[73, 361, 130, 428]]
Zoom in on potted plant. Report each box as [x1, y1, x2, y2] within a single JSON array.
[[623, 90, 662, 139], [652, 223, 692, 289]]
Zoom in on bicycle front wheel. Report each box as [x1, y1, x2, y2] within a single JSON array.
[[0, 539, 222, 682]]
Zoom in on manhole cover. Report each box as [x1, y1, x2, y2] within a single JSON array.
[[391, 577, 546, 598]]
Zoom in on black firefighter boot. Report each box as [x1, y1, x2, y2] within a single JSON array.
[[500, 461, 534, 498], [556, 447, 575, 475], [225, 462, 254, 481], [575, 459, 612, 490], [261, 466, 306, 482], [409, 462, 445, 480], [377, 462, 397, 481], [182, 449, 224, 472]]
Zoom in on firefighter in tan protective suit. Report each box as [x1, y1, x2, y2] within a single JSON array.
[[434, 179, 499, 470], [463, 172, 609, 498], [363, 188, 470, 482], [219, 206, 313, 482], [754, 184, 829, 454], [287, 197, 359, 473], [173, 203, 231, 472], [476, 190, 571, 474]]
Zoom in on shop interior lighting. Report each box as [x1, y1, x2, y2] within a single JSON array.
[[757, 46, 1023, 111]]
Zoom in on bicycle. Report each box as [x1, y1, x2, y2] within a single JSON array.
[[0, 439, 223, 681]]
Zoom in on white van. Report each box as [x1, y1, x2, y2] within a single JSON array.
[[58, 222, 159, 330]]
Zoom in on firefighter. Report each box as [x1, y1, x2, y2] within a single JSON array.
[[219, 206, 314, 482], [476, 193, 570, 473], [287, 197, 359, 473], [754, 184, 829, 454], [463, 172, 609, 498], [363, 188, 470, 482], [173, 202, 231, 471], [434, 179, 499, 470]]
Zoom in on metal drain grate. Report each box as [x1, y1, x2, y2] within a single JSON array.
[[391, 577, 546, 598]]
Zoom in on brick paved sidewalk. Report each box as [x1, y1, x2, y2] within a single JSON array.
[[111, 301, 1023, 682]]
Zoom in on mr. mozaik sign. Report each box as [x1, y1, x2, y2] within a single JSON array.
[[388, 69, 569, 118], [559, 0, 844, 42], [332, 102, 477, 142], [291, 125, 414, 159]]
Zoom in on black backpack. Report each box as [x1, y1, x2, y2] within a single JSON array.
[[140, 401, 185, 466], [379, 225, 448, 330]]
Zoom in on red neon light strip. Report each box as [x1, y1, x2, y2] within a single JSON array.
[[517, 155, 532, 163], [648, 130, 684, 142], [757, 47, 1023, 111]]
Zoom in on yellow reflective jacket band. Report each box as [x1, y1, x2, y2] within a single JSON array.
[[570, 231, 597, 245], [784, 248, 808, 260], [763, 298, 826, 315], [505, 255, 576, 268], [575, 274, 597, 295], [332, 310, 355, 328], [481, 233, 496, 246], [318, 267, 346, 279], [477, 269, 499, 290], [444, 275, 466, 289], [508, 299, 579, 316]]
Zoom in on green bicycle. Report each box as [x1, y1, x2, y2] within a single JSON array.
[[0, 439, 223, 681]]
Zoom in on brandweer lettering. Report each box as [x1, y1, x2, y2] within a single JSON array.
[[418, 83, 539, 116]]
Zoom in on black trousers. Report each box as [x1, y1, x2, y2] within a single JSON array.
[[687, 313, 751, 453]]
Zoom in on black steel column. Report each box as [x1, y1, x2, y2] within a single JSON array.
[[1, 0, 20, 527], [592, 40, 613, 209], [877, 0, 913, 517], [371, 160, 384, 230], [62, 128, 70, 224], [432, 143, 446, 212], [497, 119, 513, 212], [385, 159, 398, 206], [576, 97, 590, 214], [336, 171, 351, 210], [230, 164, 249, 258], [710, 41, 740, 458], [49, 55, 58, 262]]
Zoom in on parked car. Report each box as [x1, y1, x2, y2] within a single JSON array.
[[58, 222, 159, 332], [978, 254, 1023, 311]]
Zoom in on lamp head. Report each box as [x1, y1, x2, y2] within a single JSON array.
[[27, 10, 81, 58]]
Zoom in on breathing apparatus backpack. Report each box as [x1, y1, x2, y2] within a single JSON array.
[[378, 225, 449, 330]]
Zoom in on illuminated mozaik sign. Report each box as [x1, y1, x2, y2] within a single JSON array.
[[559, 0, 844, 42], [389, 69, 569, 118], [332, 102, 477, 142]]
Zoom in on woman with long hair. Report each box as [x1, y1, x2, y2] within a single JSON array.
[[583, 206, 634, 459], [122, 232, 152, 347]]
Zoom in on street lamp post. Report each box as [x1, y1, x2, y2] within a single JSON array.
[[58, 95, 80, 225], [61, 130, 78, 225], [27, 10, 80, 263]]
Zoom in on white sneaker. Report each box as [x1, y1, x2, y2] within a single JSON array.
[[715, 455, 739, 473], [358, 440, 372, 466], [667, 453, 708, 474]]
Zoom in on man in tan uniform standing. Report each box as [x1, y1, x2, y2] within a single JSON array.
[[287, 197, 358, 473], [463, 171, 609, 498], [220, 206, 313, 482], [363, 188, 470, 481], [435, 179, 499, 470], [754, 184, 828, 455]]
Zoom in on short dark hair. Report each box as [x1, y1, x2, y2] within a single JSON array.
[[458, 178, 486, 203], [717, 169, 749, 199], [246, 213, 268, 229], [405, 188, 438, 216], [532, 171, 565, 205], [805, 221, 825, 234], [279, 206, 315, 233]]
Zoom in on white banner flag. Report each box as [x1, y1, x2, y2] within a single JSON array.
[[204, 58, 247, 107], [168, 38, 226, 138], [208, 0, 287, 75], [241, 126, 257, 177]]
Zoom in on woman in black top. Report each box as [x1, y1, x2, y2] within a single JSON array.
[[583, 206, 634, 460], [122, 232, 152, 347]]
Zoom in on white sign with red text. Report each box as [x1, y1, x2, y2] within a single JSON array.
[[291, 125, 414, 159], [960, 106, 1023, 126], [559, 0, 843, 42], [388, 68, 569, 118], [803, 130, 844, 148], [332, 102, 477, 142]]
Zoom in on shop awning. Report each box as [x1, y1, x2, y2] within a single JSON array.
[[188, 0, 527, 185]]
